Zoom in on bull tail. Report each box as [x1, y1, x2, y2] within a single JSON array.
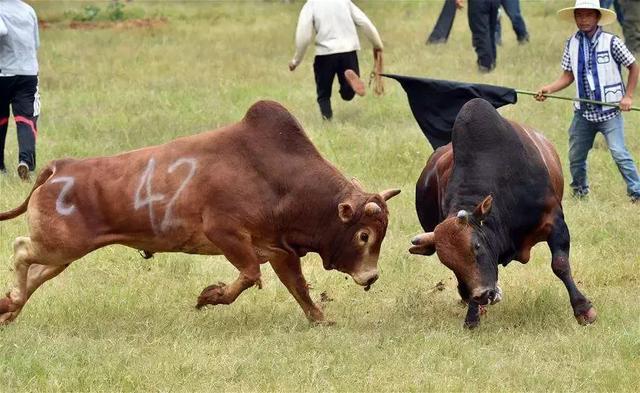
[[0, 165, 55, 221]]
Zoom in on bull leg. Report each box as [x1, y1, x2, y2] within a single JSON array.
[[196, 230, 261, 309], [0, 237, 38, 323], [547, 215, 597, 325], [464, 301, 482, 329], [269, 252, 330, 325], [0, 263, 71, 324]]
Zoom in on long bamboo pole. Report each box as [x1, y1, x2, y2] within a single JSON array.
[[516, 89, 640, 112]]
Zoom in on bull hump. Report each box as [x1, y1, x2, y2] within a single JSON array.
[[453, 99, 516, 149], [242, 100, 319, 155]]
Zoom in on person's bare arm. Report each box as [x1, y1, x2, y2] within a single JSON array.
[[535, 71, 575, 101]]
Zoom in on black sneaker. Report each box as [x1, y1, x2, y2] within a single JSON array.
[[631, 195, 640, 204], [17, 162, 30, 181]]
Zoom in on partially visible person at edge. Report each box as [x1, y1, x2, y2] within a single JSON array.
[[495, 0, 529, 45], [619, 0, 639, 55], [535, 0, 640, 203], [0, 0, 40, 181], [600, 0, 624, 24], [289, 0, 383, 120], [456, 0, 501, 73]]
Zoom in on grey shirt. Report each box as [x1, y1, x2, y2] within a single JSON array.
[[0, 0, 39, 75]]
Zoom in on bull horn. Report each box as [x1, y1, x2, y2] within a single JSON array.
[[457, 210, 469, 223], [364, 201, 382, 216], [409, 232, 436, 255], [380, 189, 401, 201]]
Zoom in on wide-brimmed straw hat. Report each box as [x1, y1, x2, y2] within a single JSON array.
[[558, 0, 617, 26]]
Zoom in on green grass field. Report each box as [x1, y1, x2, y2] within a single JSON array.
[[1, 1, 639, 391]]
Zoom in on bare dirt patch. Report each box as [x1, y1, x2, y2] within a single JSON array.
[[68, 18, 168, 30]]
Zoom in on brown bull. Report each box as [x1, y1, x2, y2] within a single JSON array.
[[0, 100, 400, 325], [410, 98, 596, 328]]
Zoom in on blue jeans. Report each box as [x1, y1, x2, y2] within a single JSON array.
[[600, 0, 624, 23], [568, 113, 640, 197], [495, 0, 529, 43]]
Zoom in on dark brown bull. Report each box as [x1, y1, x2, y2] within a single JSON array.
[[410, 98, 596, 329], [0, 100, 400, 325]]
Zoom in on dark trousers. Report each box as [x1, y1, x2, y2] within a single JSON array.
[[0, 75, 39, 171], [620, 0, 639, 54], [427, 0, 457, 43], [313, 51, 360, 119], [468, 0, 500, 70], [495, 0, 529, 43]]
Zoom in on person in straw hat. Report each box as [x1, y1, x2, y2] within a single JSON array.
[[535, 0, 640, 203]]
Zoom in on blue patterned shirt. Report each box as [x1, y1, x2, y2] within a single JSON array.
[[561, 28, 636, 122]]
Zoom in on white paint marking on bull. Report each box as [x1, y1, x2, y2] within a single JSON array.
[[160, 158, 197, 232], [134, 157, 197, 234], [50, 177, 76, 216], [134, 158, 166, 234]]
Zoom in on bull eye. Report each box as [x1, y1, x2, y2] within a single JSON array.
[[359, 232, 369, 243], [474, 242, 481, 250]]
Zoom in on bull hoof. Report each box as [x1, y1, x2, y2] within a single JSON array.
[[311, 319, 336, 327], [196, 282, 227, 309], [0, 296, 19, 324], [575, 307, 597, 325]]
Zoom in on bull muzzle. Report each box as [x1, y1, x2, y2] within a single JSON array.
[[471, 286, 503, 305], [351, 269, 379, 291]]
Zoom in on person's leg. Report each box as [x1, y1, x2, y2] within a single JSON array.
[[488, 0, 499, 69], [614, 0, 625, 24], [568, 114, 598, 196], [427, 0, 457, 44], [338, 51, 362, 100], [501, 0, 529, 42], [600, 0, 614, 8], [494, 8, 502, 46], [620, 0, 640, 55], [600, 114, 640, 198], [11, 75, 39, 177], [468, 0, 493, 71], [0, 77, 13, 173], [313, 54, 336, 120]]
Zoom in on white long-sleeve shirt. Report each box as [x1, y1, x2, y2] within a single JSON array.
[[0, 0, 40, 75], [291, 0, 383, 66]]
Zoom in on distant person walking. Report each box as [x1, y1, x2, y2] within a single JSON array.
[[0, 0, 40, 181], [535, 0, 640, 203], [289, 0, 383, 120], [460, 0, 500, 72], [426, 0, 458, 44], [495, 0, 529, 44]]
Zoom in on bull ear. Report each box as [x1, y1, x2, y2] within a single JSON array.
[[338, 202, 355, 223], [380, 189, 401, 201], [473, 195, 493, 220], [409, 232, 436, 256]]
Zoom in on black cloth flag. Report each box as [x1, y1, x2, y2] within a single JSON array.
[[383, 74, 517, 149]]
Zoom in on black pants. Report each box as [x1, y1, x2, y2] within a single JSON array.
[[0, 75, 39, 171], [427, 0, 457, 43], [468, 0, 500, 70], [313, 51, 360, 119]]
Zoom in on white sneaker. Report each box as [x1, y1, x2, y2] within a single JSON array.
[[17, 162, 30, 181]]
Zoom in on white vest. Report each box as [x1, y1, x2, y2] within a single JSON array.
[[568, 30, 624, 113]]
